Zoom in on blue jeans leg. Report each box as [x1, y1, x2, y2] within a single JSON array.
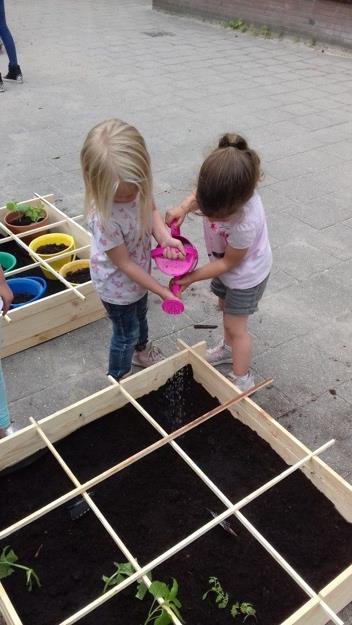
[[0, 0, 18, 67], [135, 293, 149, 351], [103, 300, 141, 380], [0, 360, 10, 429]]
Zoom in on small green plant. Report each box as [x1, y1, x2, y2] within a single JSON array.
[[202, 576, 229, 608], [144, 579, 183, 625], [204, 576, 256, 622], [0, 546, 41, 591], [6, 200, 45, 223], [231, 601, 257, 621], [260, 25, 272, 39], [102, 561, 149, 599], [225, 19, 249, 33]]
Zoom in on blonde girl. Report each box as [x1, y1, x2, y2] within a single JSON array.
[[81, 118, 183, 381], [166, 133, 272, 392]]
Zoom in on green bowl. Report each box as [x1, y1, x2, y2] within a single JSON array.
[[0, 251, 17, 273]]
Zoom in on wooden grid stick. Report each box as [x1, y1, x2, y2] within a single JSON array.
[[5, 244, 90, 278], [28, 417, 183, 625], [0, 215, 84, 245], [34, 193, 89, 237], [56, 439, 338, 625], [0, 378, 270, 541], [0, 220, 86, 301], [115, 383, 342, 625]]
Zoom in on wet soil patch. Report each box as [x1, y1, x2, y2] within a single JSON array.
[[0, 366, 351, 625], [35, 243, 68, 255], [66, 268, 91, 283]]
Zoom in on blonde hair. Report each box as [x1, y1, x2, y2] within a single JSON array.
[[196, 133, 261, 219], [80, 118, 153, 234]]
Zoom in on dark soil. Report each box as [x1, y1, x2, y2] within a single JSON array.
[[36, 243, 68, 254], [1, 366, 351, 625], [66, 268, 91, 283], [11, 216, 44, 226], [12, 292, 34, 305]]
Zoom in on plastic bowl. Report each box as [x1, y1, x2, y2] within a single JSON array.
[[0, 251, 17, 273], [29, 233, 75, 280], [59, 259, 91, 285], [7, 276, 47, 309]]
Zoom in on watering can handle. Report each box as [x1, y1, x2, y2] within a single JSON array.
[[170, 220, 181, 238]]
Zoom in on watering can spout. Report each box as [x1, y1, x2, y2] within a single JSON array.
[[170, 220, 181, 238]]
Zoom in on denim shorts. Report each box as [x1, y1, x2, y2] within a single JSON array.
[[210, 275, 269, 315]]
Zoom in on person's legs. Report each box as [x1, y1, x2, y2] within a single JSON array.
[[132, 293, 164, 367], [103, 301, 139, 381], [224, 314, 251, 377], [0, 359, 10, 434], [0, 0, 18, 67]]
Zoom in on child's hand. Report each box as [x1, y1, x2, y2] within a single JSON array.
[[160, 286, 182, 302], [160, 235, 185, 259], [0, 280, 13, 315], [165, 205, 187, 228], [173, 273, 194, 293]]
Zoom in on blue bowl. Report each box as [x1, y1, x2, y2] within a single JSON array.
[[7, 276, 47, 309]]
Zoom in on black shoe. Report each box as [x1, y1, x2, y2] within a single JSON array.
[[0, 73, 4, 92], [4, 64, 23, 83]]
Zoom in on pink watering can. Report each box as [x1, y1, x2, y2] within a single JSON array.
[[151, 221, 198, 315]]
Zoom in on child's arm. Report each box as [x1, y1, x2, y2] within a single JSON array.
[[106, 244, 179, 302], [165, 192, 199, 227], [0, 268, 13, 314], [175, 244, 247, 291], [152, 202, 185, 258]]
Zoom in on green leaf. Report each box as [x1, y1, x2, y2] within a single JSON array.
[[0, 547, 18, 579], [231, 602, 240, 618], [136, 580, 149, 600], [154, 611, 171, 625], [169, 578, 178, 601], [148, 581, 169, 600], [118, 562, 134, 576], [216, 592, 229, 608]]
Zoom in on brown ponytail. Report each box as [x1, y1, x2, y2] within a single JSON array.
[[196, 133, 261, 219]]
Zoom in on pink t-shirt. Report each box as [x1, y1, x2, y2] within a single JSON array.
[[203, 192, 272, 289], [88, 199, 151, 305]]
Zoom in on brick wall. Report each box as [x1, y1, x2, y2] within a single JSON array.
[[153, 0, 352, 48]]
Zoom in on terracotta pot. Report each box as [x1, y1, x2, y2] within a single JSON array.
[[3, 209, 49, 244]]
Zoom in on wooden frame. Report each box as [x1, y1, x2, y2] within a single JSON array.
[[0, 341, 351, 625], [0, 194, 104, 357]]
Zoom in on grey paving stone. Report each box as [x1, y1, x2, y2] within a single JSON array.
[[286, 189, 352, 229], [273, 240, 340, 280]]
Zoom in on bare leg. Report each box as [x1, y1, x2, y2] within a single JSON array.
[[224, 314, 251, 376]]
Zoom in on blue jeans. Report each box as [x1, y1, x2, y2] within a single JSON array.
[[102, 293, 148, 380], [0, 0, 18, 67], [0, 360, 10, 429]]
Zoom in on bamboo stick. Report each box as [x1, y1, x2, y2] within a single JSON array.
[[0, 215, 83, 245], [0, 220, 85, 301], [0, 378, 270, 540], [28, 417, 183, 625], [5, 244, 90, 278], [34, 193, 89, 237], [55, 440, 338, 625]]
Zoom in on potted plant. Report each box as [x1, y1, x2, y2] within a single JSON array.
[[4, 201, 49, 243]]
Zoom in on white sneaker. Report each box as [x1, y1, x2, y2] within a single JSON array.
[[132, 343, 164, 368], [206, 341, 233, 365], [0, 423, 18, 438], [227, 371, 255, 392]]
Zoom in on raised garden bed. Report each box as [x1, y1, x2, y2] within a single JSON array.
[[0, 194, 104, 356], [0, 342, 351, 625]]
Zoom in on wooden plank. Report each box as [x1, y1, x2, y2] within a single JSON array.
[[282, 565, 352, 625], [180, 343, 352, 522], [0, 583, 22, 625]]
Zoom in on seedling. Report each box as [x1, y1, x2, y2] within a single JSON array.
[[6, 200, 45, 223], [202, 576, 229, 608], [144, 578, 183, 625], [0, 546, 41, 591], [204, 576, 256, 622], [225, 19, 248, 33], [102, 561, 149, 599]]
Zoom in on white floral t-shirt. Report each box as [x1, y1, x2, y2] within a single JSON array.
[[203, 192, 272, 289], [88, 200, 151, 305]]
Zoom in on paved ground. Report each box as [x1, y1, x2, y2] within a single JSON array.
[[1, 1, 352, 622]]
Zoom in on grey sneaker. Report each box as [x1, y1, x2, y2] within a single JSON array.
[[206, 341, 233, 365], [227, 371, 255, 392], [132, 343, 164, 367], [0, 74, 5, 92]]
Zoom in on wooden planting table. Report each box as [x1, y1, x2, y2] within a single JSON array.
[[0, 341, 351, 625], [0, 194, 104, 357]]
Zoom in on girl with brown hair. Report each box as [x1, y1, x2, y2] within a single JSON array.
[[166, 133, 272, 391]]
